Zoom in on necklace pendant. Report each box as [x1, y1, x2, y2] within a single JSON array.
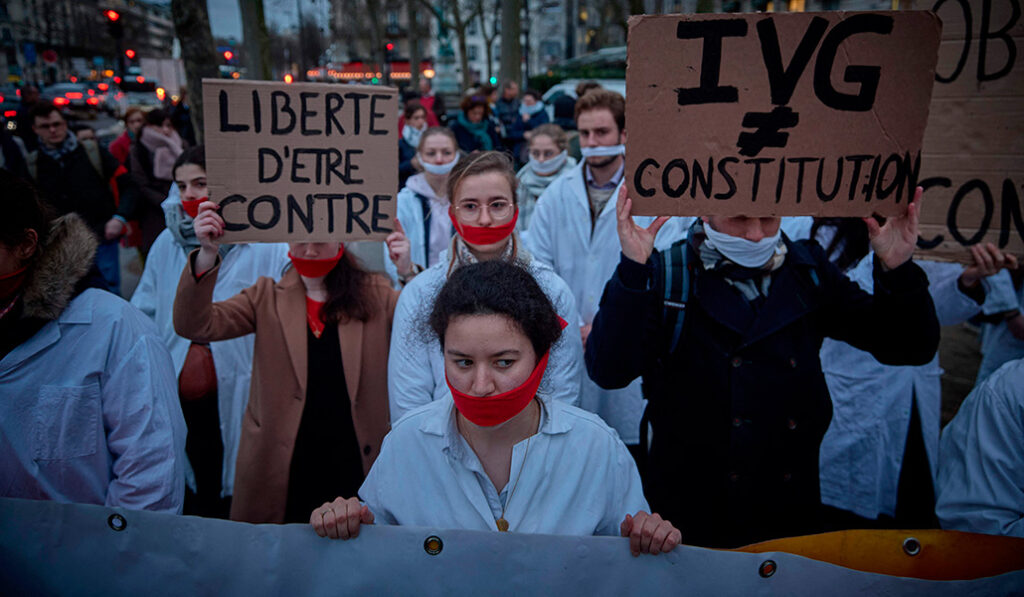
[[496, 518, 509, 532]]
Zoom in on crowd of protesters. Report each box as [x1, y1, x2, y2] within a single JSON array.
[[2, 79, 1022, 555]]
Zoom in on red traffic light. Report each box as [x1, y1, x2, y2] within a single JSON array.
[[284, 74, 294, 84], [386, 43, 394, 51], [223, 50, 234, 61], [105, 10, 120, 21], [125, 49, 136, 59]]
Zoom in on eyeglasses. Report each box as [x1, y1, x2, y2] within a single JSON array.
[[454, 199, 514, 223]]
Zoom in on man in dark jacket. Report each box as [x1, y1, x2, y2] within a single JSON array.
[[28, 101, 136, 294], [585, 187, 940, 548]]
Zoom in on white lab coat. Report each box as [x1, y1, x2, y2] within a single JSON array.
[[1, 289, 187, 513], [131, 229, 289, 497], [977, 270, 1024, 383], [387, 247, 583, 423], [936, 358, 1024, 537], [382, 177, 452, 285], [818, 255, 981, 519], [525, 162, 692, 443], [360, 396, 649, 535]]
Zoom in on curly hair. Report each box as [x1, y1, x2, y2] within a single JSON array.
[[429, 260, 562, 359]]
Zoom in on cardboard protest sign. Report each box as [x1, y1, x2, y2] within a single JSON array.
[[202, 80, 398, 242], [917, 0, 1024, 262], [626, 12, 941, 217]]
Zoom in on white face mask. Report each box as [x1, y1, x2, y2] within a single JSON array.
[[580, 144, 625, 158], [402, 123, 424, 147], [419, 152, 460, 175], [703, 222, 782, 268], [528, 151, 568, 175]]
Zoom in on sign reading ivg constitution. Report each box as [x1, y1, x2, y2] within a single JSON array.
[[626, 11, 941, 219], [202, 79, 399, 242]]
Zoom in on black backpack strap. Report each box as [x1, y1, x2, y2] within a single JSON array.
[[416, 192, 431, 266], [661, 242, 691, 355]]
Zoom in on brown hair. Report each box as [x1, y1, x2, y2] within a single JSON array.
[[574, 89, 624, 132], [403, 100, 427, 120], [320, 251, 379, 324], [417, 126, 458, 153], [575, 80, 602, 98], [446, 151, 518, 205], [123, 107, 145, 124], [528, 124, 568, 151], [459, 94, 491, 117]]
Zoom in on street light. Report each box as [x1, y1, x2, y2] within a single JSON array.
[[104, 10, 120, 22]]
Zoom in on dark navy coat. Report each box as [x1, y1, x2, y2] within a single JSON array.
[[585, 235, 940, 548]]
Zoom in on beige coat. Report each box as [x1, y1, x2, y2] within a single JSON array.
[[173, 254, 398, 523]]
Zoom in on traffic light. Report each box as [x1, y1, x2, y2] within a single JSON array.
[[124, 49, 136, 59], [283, 74, 294, 84], [384, 42, 394, 63], [105, 9, 124, 39], [223, 50, 234, 62]]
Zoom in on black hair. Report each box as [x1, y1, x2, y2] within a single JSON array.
[[429, 260, 562, 359], [320, 251, 379, 324], [810, 217, 870, 273], [28, 101, 63, 123], [172, 145, 206, 179], [145, 108, 168, 126], [0, 170, 52, 256]]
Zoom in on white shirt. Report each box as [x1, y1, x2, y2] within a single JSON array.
[[526, 162, 692, 443], [360, 396, 649, 535], [131, 227, 289, 496], [817, 252, 981, 519], [387, 246, 583, 422], [936, 358, 1024, 537], [1, 289, 187, 513], [977, 270, 1024, 383]]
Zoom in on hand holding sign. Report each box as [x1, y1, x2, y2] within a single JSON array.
[[864, 186, 922, 270], [385, 218, 413, 276], [194, 201, 225, 276], [616, 186, 670, 265], [959, 243, 1019, 289]]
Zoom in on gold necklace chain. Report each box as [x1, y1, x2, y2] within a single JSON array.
[[496, 435, 531, 532]]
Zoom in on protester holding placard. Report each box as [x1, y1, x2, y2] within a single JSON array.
[[526, 90, 689, 455], [515, 123, 577, 241], [383, 127, 460, 286], [130, 146, 290, 518], [172, 203, 400, 524], [808, 220, 1015, 529], [312, 260, 680, 556], [585, 186, 940, 548], [387, 151, 583, 422], [0, 170, 186, 513]]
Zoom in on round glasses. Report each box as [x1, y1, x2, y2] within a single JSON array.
[[454, 199, 514, 223]]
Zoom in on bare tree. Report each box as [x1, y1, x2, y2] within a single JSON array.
[[499, 0, 520, 87], [474, 0, 500, 83], [407, 0, 421, 88], [239, 0, 272, 79], [171, 0, 219, 143], [417, 0, 481, 91]]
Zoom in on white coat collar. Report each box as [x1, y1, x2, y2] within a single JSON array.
[[419, 395, 572, 449]]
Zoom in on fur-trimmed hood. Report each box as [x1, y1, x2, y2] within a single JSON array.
[[21, 213, 98, 321]]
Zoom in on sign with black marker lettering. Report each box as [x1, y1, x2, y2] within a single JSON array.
[[917, 0, 1024, 262], [626, 12, 941, 217], [202, 79, 398, 242]]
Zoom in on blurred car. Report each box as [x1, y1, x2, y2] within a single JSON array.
[[43, 82, 102, 118], [0, 85, 20, 134], [119, 79, 163, 111], [87, 80, 127, 118], [541, 79, 626, 125]]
